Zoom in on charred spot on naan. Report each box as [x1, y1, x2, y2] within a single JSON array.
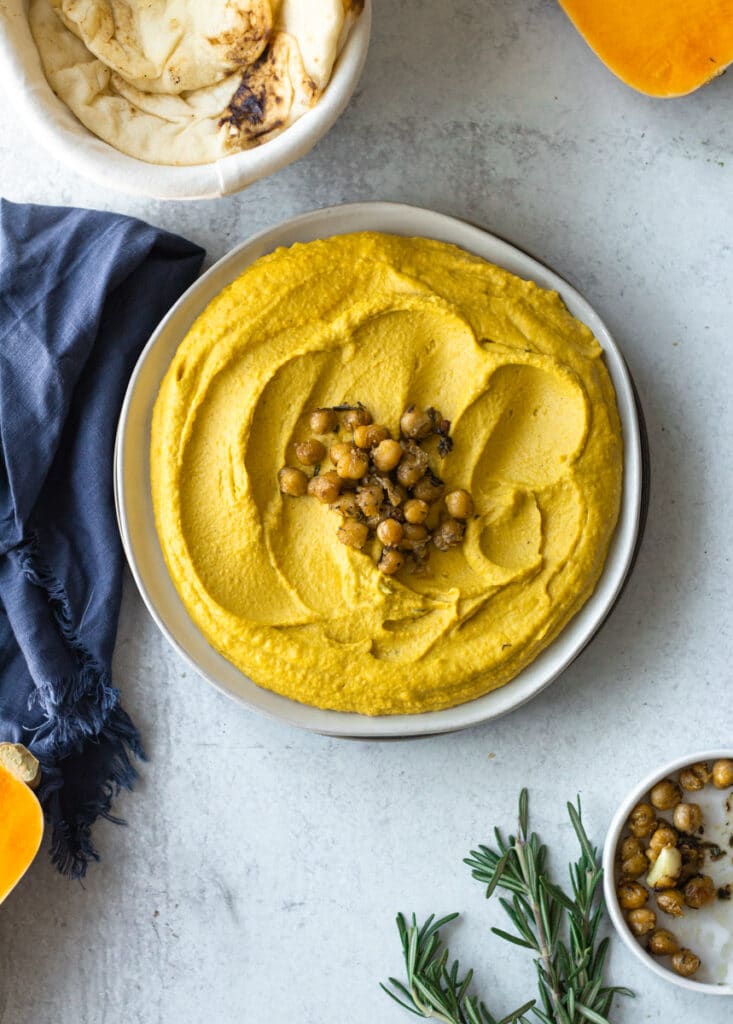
[[219, 34, 316, 143], [207, 3, 274, 69]]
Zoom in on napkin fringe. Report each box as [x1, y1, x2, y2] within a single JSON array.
[[19, 536, 145, 878]]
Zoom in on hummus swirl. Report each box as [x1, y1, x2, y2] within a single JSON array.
[[151, 233, 623, 715]]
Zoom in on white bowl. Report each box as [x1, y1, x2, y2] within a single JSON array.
[[0, 1, 371, 200], [114, 201, 644, 737], [603, 750, 733, 996]]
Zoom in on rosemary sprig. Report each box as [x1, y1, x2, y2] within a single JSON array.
[[383, 791, 632, 1024], [380, 912, 536, 1024]]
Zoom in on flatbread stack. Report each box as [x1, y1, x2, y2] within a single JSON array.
[[29, 0, 362, 165]]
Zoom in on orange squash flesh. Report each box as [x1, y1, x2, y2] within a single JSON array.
[[0, 756, 44, 904], [559, 0, 733, 97]]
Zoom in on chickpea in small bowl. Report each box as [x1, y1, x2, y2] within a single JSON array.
[[603, 751, 733, 996]]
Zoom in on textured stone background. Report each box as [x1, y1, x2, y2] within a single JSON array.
[[1, 1, 732, 1021]]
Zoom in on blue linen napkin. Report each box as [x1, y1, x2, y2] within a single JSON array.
[[0, 200, 204, 877]]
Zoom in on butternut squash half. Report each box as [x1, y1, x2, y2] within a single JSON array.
[[0, 744, 44, 904], [559, 0, 733, 97]]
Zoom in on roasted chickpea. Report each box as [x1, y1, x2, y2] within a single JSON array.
[[378, 548, 405, 575], [400, 523, 429, 551], [377, 518, 404, 547], [329, 441, 353, 465], [294, 439, 327, 466], [444, 489, 474, 520], [400, 405, 433, 439], [684, 874, 716, 909], [671, 949, 701, 978], [648, 928, 680, 957], [342, 406, 372, 431], [617, 881, 649, 910], [627, 907, 656, 937], [621, 852, 649, 880], [433, 518, 465, 551], [371, 439, 403, 472], [679, 762, 711, 791], [332, 492, 360, 518], [307, 472, 341, 504], [671, 946, 700, 978], [337, 520, 369, 549], [648, 826, 678, 856], [621, 836, 644, 861], [656, 889, 685, 918], [278, 466, 308, 497], [336, 449, 370, 480], [712, 758, 733, 789], [353, 423, 390, 449], [396, 446, 429, 487], [309, 408, 338, 434], [413, 473, 445, 504], [403, 498, 430, 524], [650, 779, 683, 810], [356, 484, 383, 518], [673, 802, 703, 835], [628, 803, 656, 839]]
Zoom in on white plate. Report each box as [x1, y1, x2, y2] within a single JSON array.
[[0, 1, 371, 200], [114, 202, 643, 737]]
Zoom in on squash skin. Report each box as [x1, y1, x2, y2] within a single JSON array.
[[0, 760, 44, 904], [559, 0, 733, 97]]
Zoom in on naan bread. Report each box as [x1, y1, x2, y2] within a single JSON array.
[[29, 0, 354, 166], [49, 0, 278, 94], [277, 0, 344, 89]]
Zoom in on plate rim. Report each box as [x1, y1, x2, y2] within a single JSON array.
[[114, 200, 644, 738]]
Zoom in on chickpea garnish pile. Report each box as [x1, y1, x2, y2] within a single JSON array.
[[615, 759, 733, 980], [278, 403, 474, 574]]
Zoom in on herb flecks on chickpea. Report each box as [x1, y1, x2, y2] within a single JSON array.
[[656, 889, 685, 918], [672, 949, 701, 978], [617, 881, 648, 910], [337, 520, 369, 549], [400, 405, 433, 439], [648, 928, 680, 957], [378, 549, 405, 576], [627, 907, 656, 937], [353, 423, 389, 449], [336, 449, 370, 481], [308, 472, 341, 504], [650, 779, 682, 811], [621, 851, 648, 880], [295, 439, 326, 466], [277, 403, 474, 574], [679, 762, 711, 791], [628, 803, 656, 838], [684, 874, 716, 910]]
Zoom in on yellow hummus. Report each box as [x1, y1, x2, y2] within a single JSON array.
[[151, 233, 623, 715]]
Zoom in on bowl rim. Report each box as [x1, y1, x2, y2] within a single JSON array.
[[602, 749, 733, 996], [0, 0, 371, 200], [114, 199, 644, 738]]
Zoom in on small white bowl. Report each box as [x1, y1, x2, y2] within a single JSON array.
[[115, 201, 644, 738], [603, 750, 733, 996], [0, 0, 371, 200]]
